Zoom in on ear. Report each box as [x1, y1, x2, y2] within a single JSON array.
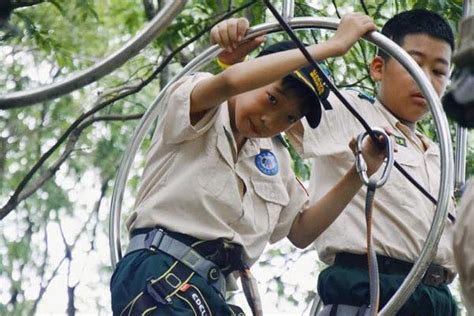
[[370, 56, 385, 82]]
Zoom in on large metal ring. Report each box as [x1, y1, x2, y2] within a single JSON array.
[[0, 0, 186, 108], [109, 17, 453, 315]]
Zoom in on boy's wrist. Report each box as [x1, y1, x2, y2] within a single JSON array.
[[216, 57, 232, 69], [325, 39, 348, 57], [216, 56, 248, 70]]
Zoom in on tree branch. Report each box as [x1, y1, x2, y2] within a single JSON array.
[[27, 176, 109, 315], [12, 0, 46, 10], [360, 0, 369, 15], [28, 224, 49, 316], [0, 113, 142, 220], [331, 0, 341, 18], [337, 75, 370, 88]]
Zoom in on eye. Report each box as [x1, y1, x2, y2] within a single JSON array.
[[267, 93, 277, 106], [433, 69, 447, 77]]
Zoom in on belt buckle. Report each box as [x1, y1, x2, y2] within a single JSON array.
[[146, 228, 165, 252], [422, 266, 445, 287]]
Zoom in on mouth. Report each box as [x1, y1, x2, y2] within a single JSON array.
[[411, 92, 427, 105]]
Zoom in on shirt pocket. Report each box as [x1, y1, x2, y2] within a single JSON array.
[[251, 178, 290, 230], [197, 136, 234, 200], [380, 149, 423, 210]]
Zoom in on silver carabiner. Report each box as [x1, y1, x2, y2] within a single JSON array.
[[355, 128, 394, 188]]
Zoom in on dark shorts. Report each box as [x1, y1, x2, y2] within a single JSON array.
[[110, 249, 243, 316], [317, 257, 457, 316]]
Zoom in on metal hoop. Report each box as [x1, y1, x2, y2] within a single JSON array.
[[109, 18, 453, 315], [0, 0, 186, 108]]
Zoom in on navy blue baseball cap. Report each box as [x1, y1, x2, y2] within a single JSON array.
[[257, 41, 324, 128]]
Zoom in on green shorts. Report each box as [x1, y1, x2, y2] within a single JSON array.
[[317, 256, 457, 316], [110, 249, 243, 316]]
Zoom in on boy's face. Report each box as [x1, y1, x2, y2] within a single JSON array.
[[370, 34, 452, 124], [232, 80, 303, 138]]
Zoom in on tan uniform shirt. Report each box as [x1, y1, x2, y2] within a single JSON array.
[[127, 72, 307, 268], [287, 90, 456, 273], [453, 180, 474, 312]]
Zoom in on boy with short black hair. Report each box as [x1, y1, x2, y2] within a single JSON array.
[[212, 8, 458, 315], [294, 9, 457, 315], [110, 13, 384, 315]]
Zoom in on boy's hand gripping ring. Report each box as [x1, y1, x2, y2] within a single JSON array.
[[355, 128, 394, 188]]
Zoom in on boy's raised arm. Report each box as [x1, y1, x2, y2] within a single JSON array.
[[190, 13, 376, 115]]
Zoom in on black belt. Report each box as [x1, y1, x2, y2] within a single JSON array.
[[131, 227, 246, 276], [334, 252, 454, 287]]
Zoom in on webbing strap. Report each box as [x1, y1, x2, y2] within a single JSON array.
[[319, 304, 370, 316], [127, 229, 226, 297], [120, 261, 195, 316]]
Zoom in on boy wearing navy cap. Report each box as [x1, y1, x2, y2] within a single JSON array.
[[110, 14, 383, 315]]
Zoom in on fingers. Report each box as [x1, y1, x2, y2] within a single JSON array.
[[236, 17, 249, 42], [227, 19, 238, 50], [238, 35, 265, 53], [360, 15, 376, 33], [341, 13, 375, 28], [380, 127, 398, 153], [210, 17, 250, 52], [218, 21, 231, 50], [331, 13, 377, 55], [216, 34, 265, 66], [348, 13, 376, 32], [349, 137, 357, 154]]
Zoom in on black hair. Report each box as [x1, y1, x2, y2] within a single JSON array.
[[281, 75, 314, 117], [377, 9, 454, 60]]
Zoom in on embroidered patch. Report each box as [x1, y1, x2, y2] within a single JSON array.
[[394, 135, 407, 147], [255, 150, 279, 176]]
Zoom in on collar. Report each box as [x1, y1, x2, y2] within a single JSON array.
[[218, 105, 274, 159], [373, 98, 437, 155], [240, 136, 274, 159]]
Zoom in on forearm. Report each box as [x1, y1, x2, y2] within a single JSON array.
[[191, 41, 342, 114], [221, 41, 342, 96], [288, 165, 363, 248]]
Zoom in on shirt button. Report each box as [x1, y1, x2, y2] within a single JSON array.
[[270, 192, 276, 199]]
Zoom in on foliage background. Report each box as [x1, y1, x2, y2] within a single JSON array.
[[0, 0, 469, 314]]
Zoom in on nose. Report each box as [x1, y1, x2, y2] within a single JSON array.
[[260, 112, 271, 125], [260, 113, 270, 130]]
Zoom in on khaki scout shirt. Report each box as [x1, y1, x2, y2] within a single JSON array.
[[127, 72, 307, 268], [453, 180, 474, 312], [287, 90, 456, 273]]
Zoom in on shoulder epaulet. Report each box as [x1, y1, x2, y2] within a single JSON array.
[[275, 134, 290, 148], [357, 91, 375, 104], [346, 88, 375, 104]]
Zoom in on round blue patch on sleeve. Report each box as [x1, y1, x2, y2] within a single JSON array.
[[255, 150, 279, 176]]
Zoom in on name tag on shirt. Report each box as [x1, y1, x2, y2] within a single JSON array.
[[394, 135, 407, 147]]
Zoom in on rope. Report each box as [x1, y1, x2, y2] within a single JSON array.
[[366, 180, 380, 316]]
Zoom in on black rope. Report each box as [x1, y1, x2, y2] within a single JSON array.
[[262, 0, 455, 222]]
